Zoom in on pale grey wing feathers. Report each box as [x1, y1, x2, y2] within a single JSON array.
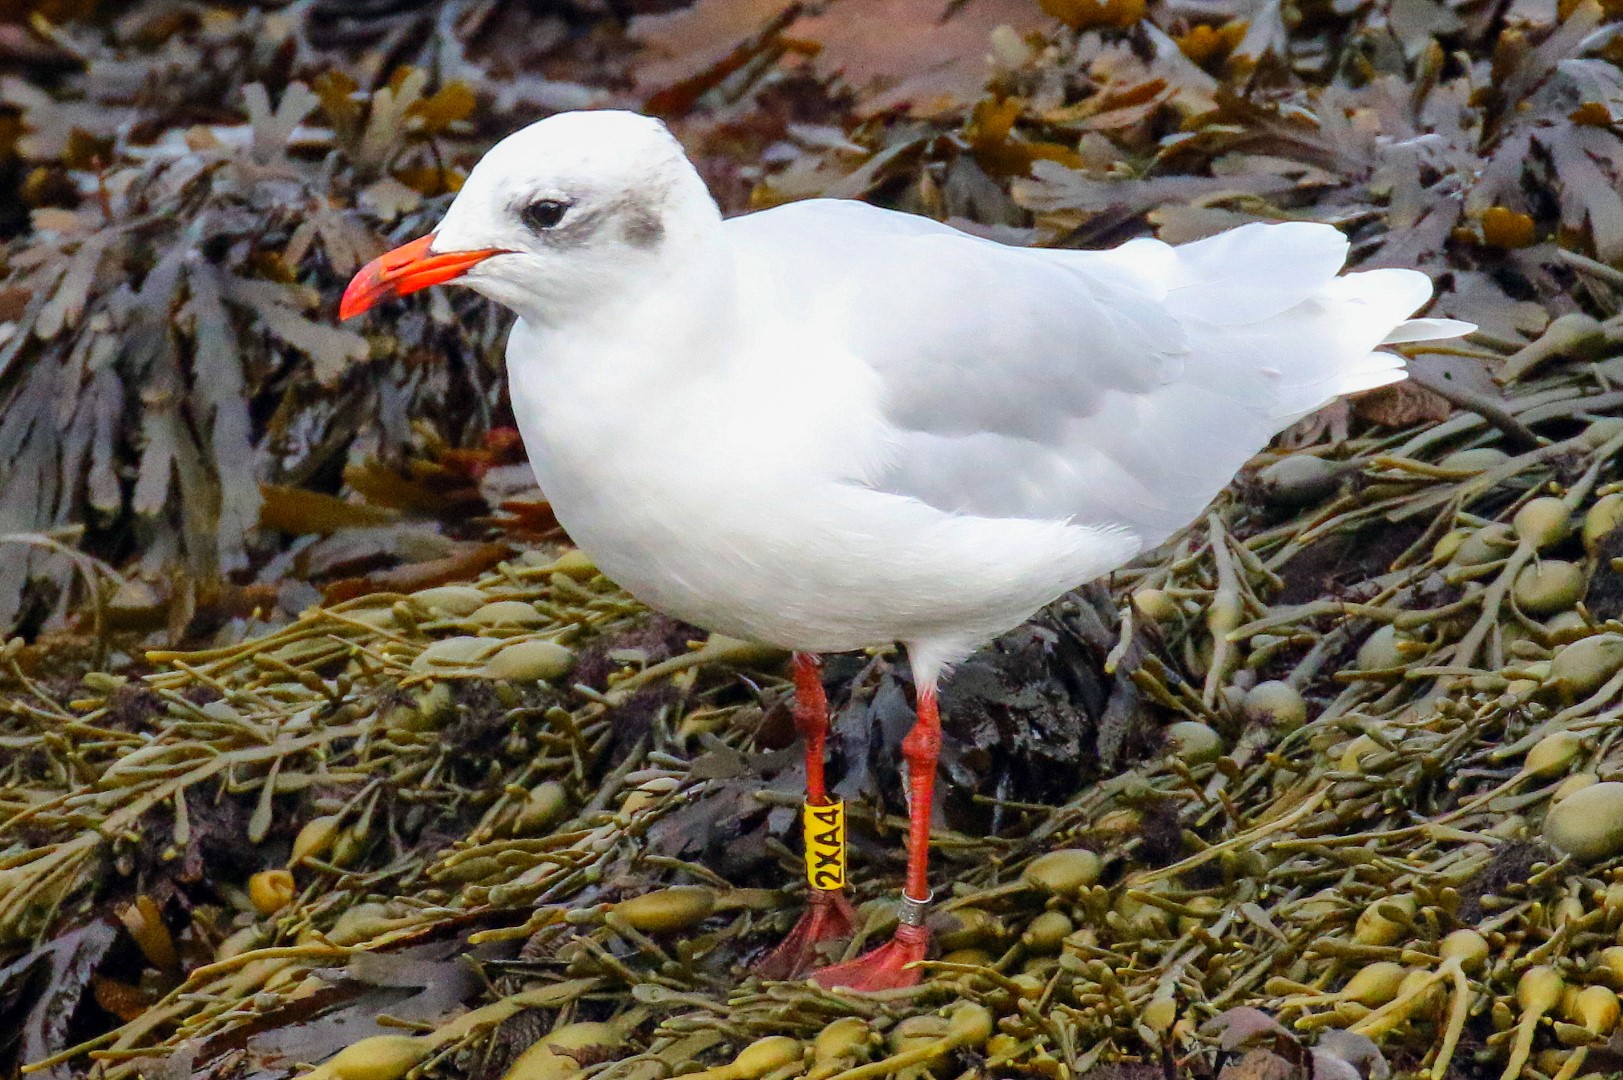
[[727, 202, 1456, 551]]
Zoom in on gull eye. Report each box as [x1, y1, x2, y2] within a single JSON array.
[[521, 198, 572, 232]]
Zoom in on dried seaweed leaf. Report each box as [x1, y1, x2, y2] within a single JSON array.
[[226, 277, 370, 387]]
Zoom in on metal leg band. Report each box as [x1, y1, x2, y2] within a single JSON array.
[[898, 891, 933, 927]]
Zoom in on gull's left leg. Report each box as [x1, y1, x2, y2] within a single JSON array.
[[809, 682, 940, 991], [753, 653, 857, 979]]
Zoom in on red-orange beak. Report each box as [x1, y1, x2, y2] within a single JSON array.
[[340, 233, 506, 320]]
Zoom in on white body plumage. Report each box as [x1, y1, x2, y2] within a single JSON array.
[[425, 111, 1472, 687]]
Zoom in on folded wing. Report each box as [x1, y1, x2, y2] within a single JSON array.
[[727, 201, 1471, 552]]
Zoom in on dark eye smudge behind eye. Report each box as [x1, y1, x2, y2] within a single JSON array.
[[535, 195, 664, 250], [622, 207, 663, 248]]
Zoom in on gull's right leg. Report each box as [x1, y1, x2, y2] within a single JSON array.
[[807, 681, 938, 991]]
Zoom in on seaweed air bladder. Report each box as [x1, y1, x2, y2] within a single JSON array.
[[340, 108, 1474, 990]]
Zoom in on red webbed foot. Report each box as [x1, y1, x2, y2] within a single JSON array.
[[753, 889, 858, 980], [809, 922, 930, 991]]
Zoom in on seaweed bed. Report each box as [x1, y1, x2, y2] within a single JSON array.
[[6, 1, 1623, 1079]]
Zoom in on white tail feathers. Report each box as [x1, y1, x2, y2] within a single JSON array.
[[1292, 266, 1474, 415], [1170, 231, 1475, 426], [1381, 317, 1477, 344]]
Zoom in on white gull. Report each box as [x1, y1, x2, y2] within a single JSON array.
[[341, 108, 1473, 989]]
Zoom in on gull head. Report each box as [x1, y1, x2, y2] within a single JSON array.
[[340, 110, 718, 325]]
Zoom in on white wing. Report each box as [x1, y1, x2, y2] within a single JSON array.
[[725, 200, 1470, 551]]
